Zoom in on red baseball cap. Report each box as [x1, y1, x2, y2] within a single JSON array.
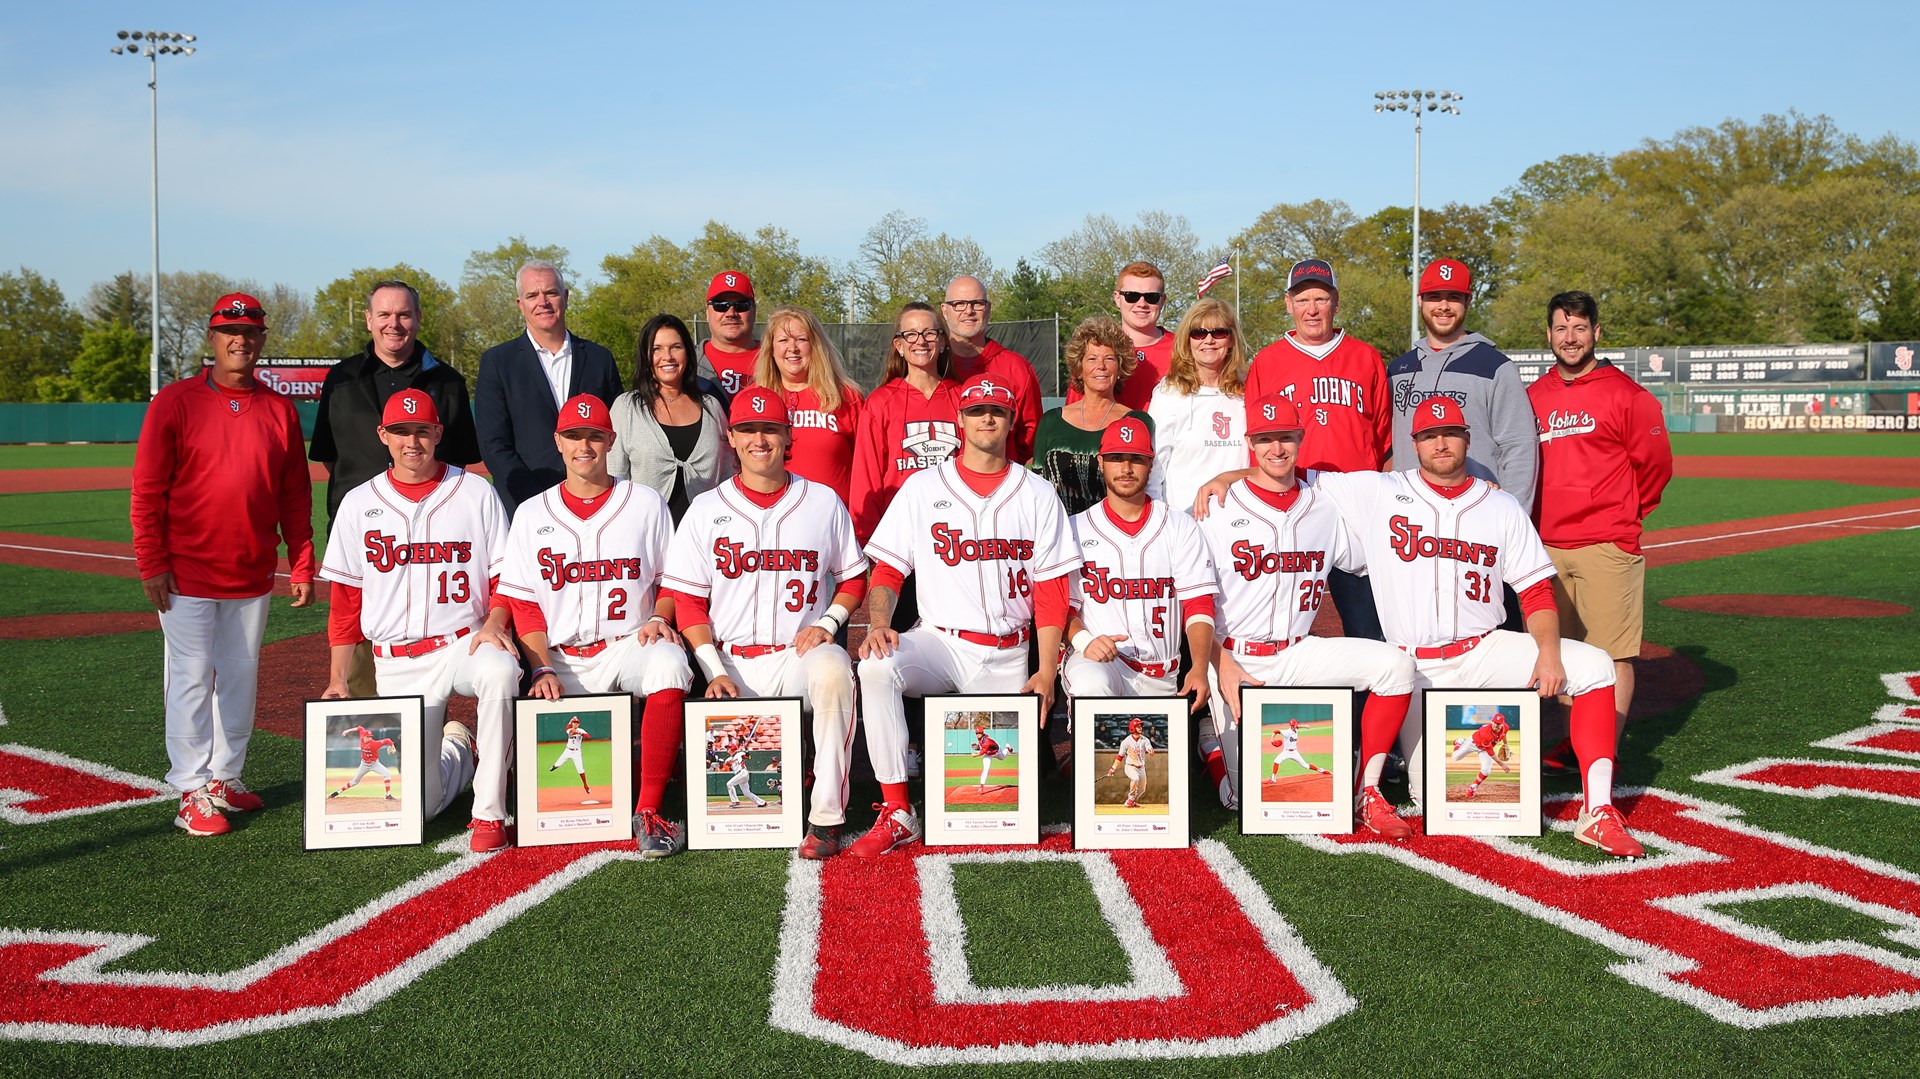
[[1410, 396, 1469, 434], [208, 292, 267, 329], [728, 385, 791, 427], [556, 393, 615, 435], [957, 373, 1017, 413], [707, 270, 755, 301], [1418, 258, 1472, 296], [1098, 415, 1154, 458], [1245, 394, 1304, 436], [380, 389, 441, 428]]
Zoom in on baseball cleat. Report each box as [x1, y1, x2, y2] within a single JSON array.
[[846, 802, 921, 858], [1125, 797, 1139, 808], [467, 818, 509, 853], [1464, 783, 1478, 799], [635, 810, 686, 859], [1357, 785, 1413, 839], [328, 789, 342, 799], [1574, 803, 1645, 858], [175, 789, 231, 837], [1542, 738, 1578, 777], [385, 793, 397, 802], [728, 801, 742, 808], [206, 778, 263, 813], [798, 823, 846, 860]]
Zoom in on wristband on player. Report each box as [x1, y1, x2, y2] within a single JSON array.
[[694, 644, 727, 682], [814, 602, 852, 634], [530, 666, 556, 680], [646, 614, 668, 626], [1071, 630, 1096, 653], [1184, 613, 1216, 631]]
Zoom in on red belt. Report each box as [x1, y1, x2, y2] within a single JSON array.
[[372, 626, 471, 659], [1223, 635, 1305, 657], [1400, 634, 1485, 660], [727, 643, 788, 658], [556, 633, 632, 659], [934, 625, 1032, 648], [1119, 654, 1174, 678]]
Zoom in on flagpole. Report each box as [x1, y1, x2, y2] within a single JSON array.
[[1233, 248, 1241, 315]]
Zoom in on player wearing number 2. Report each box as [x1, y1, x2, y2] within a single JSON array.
[[320, 390, 519, 851], [497, 394, 694, 859], [855, 373, 1082, 857], [659, 386, 869, 859], [1313, 397, 1641, 856]]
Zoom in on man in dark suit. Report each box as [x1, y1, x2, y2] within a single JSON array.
[[474, 259, 624, 514]]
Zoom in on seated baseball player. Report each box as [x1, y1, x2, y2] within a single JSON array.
[[319, 389, 519, 851], [658, 386, 870, 860], [1195, 395, 1417, 838], [854, 373, 1082, 857], [495, 394, 695, 859], [1312, 397, 1640, 857], [1061, 415, 1217, 711]]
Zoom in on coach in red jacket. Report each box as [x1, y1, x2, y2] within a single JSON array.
[[1527, 291, 1672, 738]]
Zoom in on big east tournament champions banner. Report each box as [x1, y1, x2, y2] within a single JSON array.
[[251, 357, 340, 399]]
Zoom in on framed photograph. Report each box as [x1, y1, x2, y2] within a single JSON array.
[[1071, 697, 1189, 850], [1239, 687, 1355, 836], [303, 697, 424, 850], [684, 698, 804, 850], [923, 694, 1041, 846], [514, 694, 633, 846], [1423, 689, 1542, 836]]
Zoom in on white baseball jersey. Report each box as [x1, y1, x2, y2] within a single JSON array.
[[497, 479, 674, 647], [1313, 471, 1557, 649], [1070, 500, 1217, 669], [727, 748, 749, 775], [662, 477, 867, 647], [1279, 728, 1301, 752], [866, 461, 1081, 635], [564, 724, 586, 751], [1116, 733, 1153, 769], [1195, 479, 1359, 643], [319, 466, 508, 643]]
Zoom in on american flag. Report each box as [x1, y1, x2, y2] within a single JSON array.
[[1195, 259, 1233, 297]]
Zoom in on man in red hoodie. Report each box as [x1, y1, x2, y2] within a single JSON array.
[[1527, 291, 1673, 736]]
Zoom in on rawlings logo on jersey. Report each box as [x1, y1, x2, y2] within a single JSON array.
[[712, 540, 821, 578], [1078, 564, 1174, 602], [536, 549, 647, 589], [895, 421, 961, 470], [1387, 516, 1499, 566], [1229, 541, 1324, 581], [363, 534, 473, 572], [930, 524, 1034, 567]]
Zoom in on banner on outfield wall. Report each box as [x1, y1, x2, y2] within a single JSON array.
[[1735, 412, 1920, 431], [1511, 345, 1866, 385], [1869, 342, 1920, 380], [252, 357, 341, 399]]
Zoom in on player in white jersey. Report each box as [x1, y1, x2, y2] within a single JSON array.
[[660, 386, 869, 859], [496, 394, 694, 859], [1195, 395, 1417, 838], [1313, 397, 1639, 856], [319, 390, 519, 852], [548, 716, 591, 793], [854, 373, 1083, 857], [724, 746, 766, 807], [1103, 717, 1155, 806], [1065, 416, 1216, 708]]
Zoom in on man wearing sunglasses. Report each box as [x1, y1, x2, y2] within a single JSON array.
[[942, 275, 1040, 464], [1103, 260, 1176, 410], [701, 270, 759, 397]]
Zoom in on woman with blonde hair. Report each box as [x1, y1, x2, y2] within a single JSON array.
[[753, 305, 863, 503], [1031, 317, 1152, 515], [1147, 297, 1250, 512]]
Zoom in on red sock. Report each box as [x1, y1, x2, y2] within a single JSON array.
[[634, 689, 686, 814], [1204, 746, 1227, 791], [881, 781, 910, 807], [1568, 686, 1617, 804], [1356, 692, 1411, 790]]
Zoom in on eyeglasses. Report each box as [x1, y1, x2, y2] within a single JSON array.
[[943, 299, 987, 311], [894, 329, 943, 344], [1188, 327, 1233, 341], [709, 300, 754, 313], [211, 307, 267, 323], [1117, 291, 1164, 305]]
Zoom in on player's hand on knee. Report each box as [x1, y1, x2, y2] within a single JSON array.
[[289, 581, 315, 608], [706, 675, 741, 699], [638, 616, 679, 646], [791, 626, 831, 655], [142, 571, 174, 613], [1531, 657, 1567, 698], [859, 627, 900, 659], [1083, 634, 1124, 662], [470, 625, 518, 658]]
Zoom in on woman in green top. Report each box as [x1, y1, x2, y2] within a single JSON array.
[[1032, 317, 1152, 515]]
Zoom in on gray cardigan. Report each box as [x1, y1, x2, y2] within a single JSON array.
[[606, 383, 734, 506]]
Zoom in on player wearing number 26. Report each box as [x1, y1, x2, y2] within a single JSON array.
[[319, 390, 519, 851]]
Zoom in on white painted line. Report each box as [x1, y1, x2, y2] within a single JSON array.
[[1645, 507, 1920, 550]]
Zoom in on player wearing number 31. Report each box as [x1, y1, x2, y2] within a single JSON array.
[[658, 386, 871, 860], [319, 390, 519, 851], [495, 394, 695, 859], [854, 373, 1082, 857]]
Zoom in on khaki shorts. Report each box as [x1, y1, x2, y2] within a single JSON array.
[[1547, 543, 1645, 661]]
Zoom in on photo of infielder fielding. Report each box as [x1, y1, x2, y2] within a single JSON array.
[[535, 710, 615, 813], [1443, 704, 1522, 803], [1258, 703, 1335, 804], [324, 715, 403, 814], [1093, 714, 1167, 814], [702, 713, 782, 817], [943, 710, 1019, 810]]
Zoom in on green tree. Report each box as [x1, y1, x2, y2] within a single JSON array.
[[69, 322, 150, 401], [854, 212, 990, 316], [297, 266, 467, 374], [0, 268, 84, 401], [1038, 211, 1224, 331]]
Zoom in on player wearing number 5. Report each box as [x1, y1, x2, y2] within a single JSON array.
[[659, 386, 870, 860], [496, 394, 694, 859], [854, 374, 1082, 857], [319, 390, 519, 850]]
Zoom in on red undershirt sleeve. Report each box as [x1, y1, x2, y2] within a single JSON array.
[[1033, 574, 1070, 632], [1519, 577, 1558, 618], [661, 587, 710, 630], [870, 562, 907, 595], [327, 583, 366, 646], [834, 573, 869, 606], [507, 596, 548, 635], [1180, 595, 1217, 622]]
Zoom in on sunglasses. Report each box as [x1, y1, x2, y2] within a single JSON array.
[[1117, 291, 1164, 305], [1188, 327, 1233, 341], [709, 300, 754, 313], [211, 307, 267, 322]]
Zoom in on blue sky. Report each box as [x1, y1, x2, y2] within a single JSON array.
[[4, 1, 1913, 301]]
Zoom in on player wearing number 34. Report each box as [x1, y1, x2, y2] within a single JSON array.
[[319, 390, 519, 852]]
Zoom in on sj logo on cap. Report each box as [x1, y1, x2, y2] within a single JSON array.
[[1263, 403, 1277, 421], [1118, 425, 1134, 443], [576, 401, 593, 419], [402, 397, 418, 415], [725, 273, 739, 289], [1429, 402, 1448, 420], [752, 396, 766, 414], [1437, 264, 1453, 282]]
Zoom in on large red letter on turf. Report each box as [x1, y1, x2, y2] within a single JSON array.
[[0, 745, 171, 823], [1309, 790, 1920, 1027], [1697, 758, 1920, 807], [772, 832, 1353, 1064]]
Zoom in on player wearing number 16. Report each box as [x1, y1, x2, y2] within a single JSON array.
[[658, 386, 871, 860], [854, 373, 1083, 857], [318, 390, 519, 850], [495, 394, 695, 858]]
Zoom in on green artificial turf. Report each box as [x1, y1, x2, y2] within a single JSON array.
[[1643, 478, 1920, 531], [0, 443, 138, 469]]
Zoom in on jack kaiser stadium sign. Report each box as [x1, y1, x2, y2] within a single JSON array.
[[250, 357, 340, 400]]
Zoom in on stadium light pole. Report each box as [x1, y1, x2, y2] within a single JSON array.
[[112, 29, 197, 397], [1374, 90, 1461, 347]]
